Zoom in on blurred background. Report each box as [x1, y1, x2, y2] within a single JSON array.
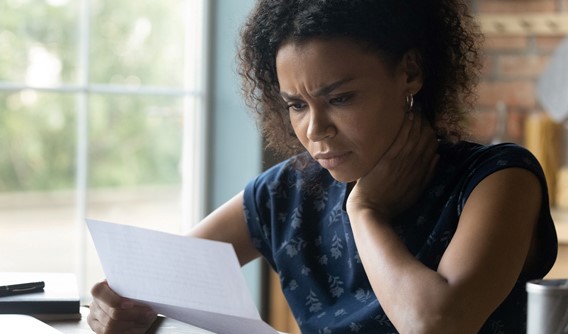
[[0, 0, 263, 310], [0, 0, 567, 332]]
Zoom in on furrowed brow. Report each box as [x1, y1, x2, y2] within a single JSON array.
[[279, 77, 354, 100], [311, 77, 354, 97]]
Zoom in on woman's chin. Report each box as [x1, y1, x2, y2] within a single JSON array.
[[327, 170, 358, 184]]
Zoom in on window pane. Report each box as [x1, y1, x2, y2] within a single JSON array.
[[86, 94, 184, 232], [0, 0, 78, 85], [90, 0, 187, 87], [0, 91, 76, 191], [0, 0, 207, 300], [0, 91, 77, 272]]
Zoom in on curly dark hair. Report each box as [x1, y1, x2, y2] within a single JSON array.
[[238, 0, 483, 157]]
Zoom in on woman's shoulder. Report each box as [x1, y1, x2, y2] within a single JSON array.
[[440, 141, 548, 212], [443, 140, 541, 172], [444, 140, 532, 156]]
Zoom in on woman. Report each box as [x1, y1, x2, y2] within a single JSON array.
[[88, 0, 557, 333]]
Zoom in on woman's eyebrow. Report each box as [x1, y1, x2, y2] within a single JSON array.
[[279, 77, 354, 100], [311, 77, 354, 97]]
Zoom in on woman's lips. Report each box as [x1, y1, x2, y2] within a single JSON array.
[[314, 152, 351, 169]]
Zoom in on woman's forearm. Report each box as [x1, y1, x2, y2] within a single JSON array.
[[349, 208, 479, 334]]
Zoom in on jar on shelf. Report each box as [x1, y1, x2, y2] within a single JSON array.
[[524, 112, 564, 207], [555, 121, 568, 210]]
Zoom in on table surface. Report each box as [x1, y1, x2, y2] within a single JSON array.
[[45, 210, 568, 333], [47, 307, 214, 334]]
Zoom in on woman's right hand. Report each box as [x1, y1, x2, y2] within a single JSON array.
[[347, 112, 439, 220], [87, 280, 157, 334]]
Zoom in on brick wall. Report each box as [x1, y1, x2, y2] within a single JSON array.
[[467, 0, 567, 144]]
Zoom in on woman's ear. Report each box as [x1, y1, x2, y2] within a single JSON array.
[[401, 49, 424, 94]]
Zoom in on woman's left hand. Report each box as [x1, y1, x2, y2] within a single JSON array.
[[346, 112, 439, 220]]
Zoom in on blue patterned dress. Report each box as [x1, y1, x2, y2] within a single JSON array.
[[243, 141, 557, 333]]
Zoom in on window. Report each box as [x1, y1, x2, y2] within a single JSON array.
[[0, 0, 209, 299]]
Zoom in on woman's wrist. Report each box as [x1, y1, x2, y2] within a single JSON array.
[[346, 202, 391, 225]]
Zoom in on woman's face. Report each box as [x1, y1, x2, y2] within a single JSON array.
[[276, 38, 422, 182]]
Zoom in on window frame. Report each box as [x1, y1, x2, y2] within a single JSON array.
[[0, 0, 210, 297]]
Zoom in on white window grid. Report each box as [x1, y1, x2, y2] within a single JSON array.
[[0, 0, 209, 296]]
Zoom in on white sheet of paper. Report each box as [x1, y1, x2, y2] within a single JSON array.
[[0, 315, 62, 333], [86, 219, 278, 334]]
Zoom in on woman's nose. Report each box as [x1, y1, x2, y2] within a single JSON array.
[[306, 106, 336, 142]]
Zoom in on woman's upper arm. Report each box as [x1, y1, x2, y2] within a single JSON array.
[[438, 167, 542, 320], [188, 191, 261, 266]]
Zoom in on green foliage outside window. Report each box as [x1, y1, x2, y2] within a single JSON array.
[[0, 0, 190, 192]]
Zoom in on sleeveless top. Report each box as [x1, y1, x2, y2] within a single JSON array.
[[243, 141, 558, 333]]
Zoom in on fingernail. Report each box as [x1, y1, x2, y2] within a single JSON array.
[[408, 112, 414, 121]]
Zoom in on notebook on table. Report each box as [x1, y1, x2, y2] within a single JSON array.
[[0, 273, 80, 321]]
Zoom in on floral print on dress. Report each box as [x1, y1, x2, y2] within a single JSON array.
[[244, 142, 556, 333]]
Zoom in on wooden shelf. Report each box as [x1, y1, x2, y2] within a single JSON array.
[[478, 14, 568, 36]]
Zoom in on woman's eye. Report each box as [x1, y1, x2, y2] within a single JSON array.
[[329, 94, 352, 105], [286, 102, 307, 111]]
